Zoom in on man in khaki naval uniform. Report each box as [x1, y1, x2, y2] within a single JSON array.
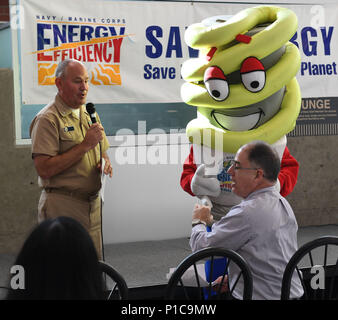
[[30, 59, 113, 260]]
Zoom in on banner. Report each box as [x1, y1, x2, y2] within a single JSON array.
[[21, 0, 199, 104], [20, 0, 338, 130]]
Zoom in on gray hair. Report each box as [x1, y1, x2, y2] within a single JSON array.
[[245, 141, 280, 182], [55, 59, 84, 78]]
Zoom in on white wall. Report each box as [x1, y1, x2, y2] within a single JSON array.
[[102, 140, 196, 244]]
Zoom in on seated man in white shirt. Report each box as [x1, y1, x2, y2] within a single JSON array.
[[190, 140, 304, 300]]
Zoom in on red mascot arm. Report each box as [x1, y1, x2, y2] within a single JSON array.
[[180, 145, 197, 196], [278, 146, 299, 197]]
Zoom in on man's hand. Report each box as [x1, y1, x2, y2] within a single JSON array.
[[191, 164, 221, 197], [192, 203, 213, 226], [98, 152, 113, 177], [103, 159, 113, 177], [212, 275, 229, 293], [82, 123, 104, 151]]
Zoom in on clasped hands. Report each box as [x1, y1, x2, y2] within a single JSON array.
[[192, 203, 214, 226], [191, 163, 219, 226]]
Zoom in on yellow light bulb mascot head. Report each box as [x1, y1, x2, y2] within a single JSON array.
[[181, 6, 301, 219]]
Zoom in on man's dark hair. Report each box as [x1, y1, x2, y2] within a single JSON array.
[[246, 141, 280, 182], [6, 216, 104, 300]]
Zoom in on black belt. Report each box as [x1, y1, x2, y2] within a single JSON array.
[[44, 188, 99, 202]]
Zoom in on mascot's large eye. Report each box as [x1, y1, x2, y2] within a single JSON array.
[[240, 57, 265, 93], [204, 66, 229, 101]]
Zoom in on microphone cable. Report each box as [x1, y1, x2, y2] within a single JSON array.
[[86, 103, 105, 262]]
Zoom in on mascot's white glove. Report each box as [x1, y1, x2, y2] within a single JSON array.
[[191, 164, 221, 198]]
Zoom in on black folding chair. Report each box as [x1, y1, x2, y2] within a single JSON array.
[[165, 247, 253, 300], [99, 261, 128, 300], [281, 236, 338, 300]]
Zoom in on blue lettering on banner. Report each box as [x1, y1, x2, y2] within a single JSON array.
[[37, 23, 51, 50], [36, 21, 125, 64], [144, 25, 199, 80], [320, 27, 333, 55], [37, 24, 125, 49], [166, 26, 182, 58], [53, 25, 67, 46], [290, 26, 337, 77], [68, 25, 79, 43], [300, 61, 337, 76], [144, 64, 176, 79], [145, 25, 163, 59], [145, 25, 198, 59], [290, 26, 334, 56]]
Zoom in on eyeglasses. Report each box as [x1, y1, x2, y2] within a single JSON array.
[[228, 160, 260, 171]]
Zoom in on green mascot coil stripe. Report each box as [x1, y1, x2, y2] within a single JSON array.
[[182, 6, 298, 79], [185, 6, 297, 49]]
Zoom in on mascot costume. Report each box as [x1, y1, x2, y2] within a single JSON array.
[[180, 6, 301, 222]]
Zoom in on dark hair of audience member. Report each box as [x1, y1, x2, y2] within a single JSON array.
[[246, 140, 281, 182], [6, 216, 104, 300]]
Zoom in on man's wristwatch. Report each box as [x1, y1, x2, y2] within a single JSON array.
[[192, 218, 207, 228]]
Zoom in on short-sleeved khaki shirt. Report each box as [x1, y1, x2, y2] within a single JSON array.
[[30, 94, 109, 196]]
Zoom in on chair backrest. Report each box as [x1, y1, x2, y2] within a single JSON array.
[[281, 236, 338, 300], [99, 261, 128, 300], [165, 247, 253, 300]]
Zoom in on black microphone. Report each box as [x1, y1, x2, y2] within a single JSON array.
[[86, 102, 103, 167], [86, 102, 97, 124]]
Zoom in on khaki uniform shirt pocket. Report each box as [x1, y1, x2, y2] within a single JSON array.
[[59, 126, 82, 154]]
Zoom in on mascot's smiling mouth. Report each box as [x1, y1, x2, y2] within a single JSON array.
[[212, 109, 264, 131], [207, 87, 286, 132]]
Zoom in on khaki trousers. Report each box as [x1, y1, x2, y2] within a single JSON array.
[[38, 190, 103, 260]]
